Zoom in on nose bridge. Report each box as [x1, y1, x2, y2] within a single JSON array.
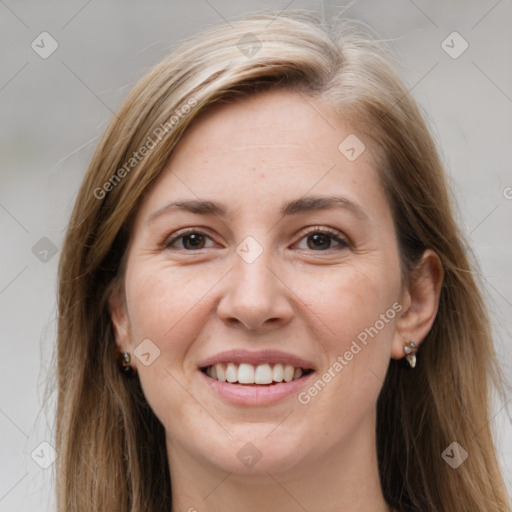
[[216, 234, 292, 330], [235, 239, 274, 295]]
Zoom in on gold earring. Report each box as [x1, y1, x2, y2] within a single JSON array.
[[404, 341, 418, 368], [120, 351, 135, 376]]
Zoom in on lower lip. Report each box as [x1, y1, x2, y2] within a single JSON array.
[[199, 370, 315, 405]]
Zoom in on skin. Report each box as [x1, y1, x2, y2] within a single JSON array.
[[110, 89, 444, 512]]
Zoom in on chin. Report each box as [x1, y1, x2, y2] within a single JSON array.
[[195, 425, 313, 476]]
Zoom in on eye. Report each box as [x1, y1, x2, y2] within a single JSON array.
[[294, 227, 349, 251], [162, 227, 349, 252], [163, 230, 216, 251]]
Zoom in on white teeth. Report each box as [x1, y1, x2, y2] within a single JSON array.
[[226, 362, 238, 383], [215, 363, 226, 382], [205, 362, 308, 384], [254, 363, 273, 384], [283, 364, 295, 382], [238, 363, 255, 384], [272, 363, 284, 382]]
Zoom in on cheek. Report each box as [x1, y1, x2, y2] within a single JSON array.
[[123, 262, 216, 429], [124, 261, 216, 358], [300, 260, 401, 410], [311, 261, 400, 349]]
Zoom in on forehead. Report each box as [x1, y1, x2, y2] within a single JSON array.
[[138, 89, 388, 220]]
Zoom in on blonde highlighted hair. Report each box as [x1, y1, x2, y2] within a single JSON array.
[[55, 9, 510, 511]]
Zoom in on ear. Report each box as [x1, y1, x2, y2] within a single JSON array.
[[108, 279, 132, 354], [391, 249, 444, 359]]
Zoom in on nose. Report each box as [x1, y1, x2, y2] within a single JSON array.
[[216, 244, 294, 331]]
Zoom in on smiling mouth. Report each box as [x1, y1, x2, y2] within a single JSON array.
[[200, 362, 314, 385]]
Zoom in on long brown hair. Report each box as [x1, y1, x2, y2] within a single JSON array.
[[55, 9, 510, 511]]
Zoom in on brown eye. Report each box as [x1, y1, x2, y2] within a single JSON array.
[[307, 233, 333, 250], [181, 233, 206, 250], [164, 231, 215, 250], [296, 228, 349, 251]]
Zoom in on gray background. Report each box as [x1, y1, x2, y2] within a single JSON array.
[[1, 0, 511, 510]]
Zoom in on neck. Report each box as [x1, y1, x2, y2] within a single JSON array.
[[167, 410, 390, 512]]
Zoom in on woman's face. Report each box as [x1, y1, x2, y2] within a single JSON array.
[[111, 89, 408, 476]]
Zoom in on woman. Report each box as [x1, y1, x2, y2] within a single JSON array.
[[55, 9, 510, 512]]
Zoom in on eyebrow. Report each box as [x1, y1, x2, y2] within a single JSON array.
[[146, 195, 369, 224]]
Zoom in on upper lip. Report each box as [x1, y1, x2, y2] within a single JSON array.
[[199, 349, 315, 370]]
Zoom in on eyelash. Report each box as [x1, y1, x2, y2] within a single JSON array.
[[162, 227, 349, 252]]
